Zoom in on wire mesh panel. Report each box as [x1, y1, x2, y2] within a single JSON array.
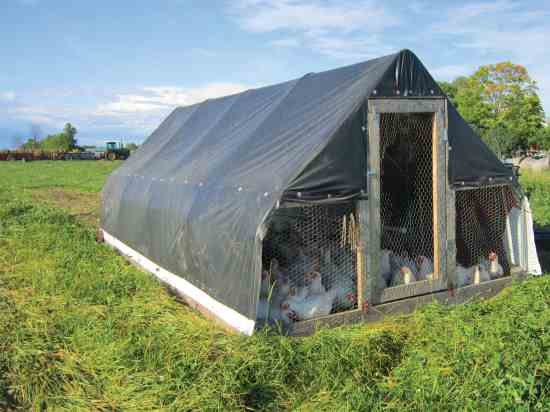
[[455, 185, 518, 283], [259, 202, 359, 324], [378, 113, 435, 288]]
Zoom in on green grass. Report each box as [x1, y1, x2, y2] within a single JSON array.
[[519, 169, 550, 230], [0, 161, 549, 411], [0, 160, 120, 193]]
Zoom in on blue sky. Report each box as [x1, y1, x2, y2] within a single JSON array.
[[1, 0, 549, 148]]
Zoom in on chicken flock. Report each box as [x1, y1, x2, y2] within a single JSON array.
[[257, 246, 506, 325]]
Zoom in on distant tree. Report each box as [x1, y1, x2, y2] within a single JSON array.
[[40, 123, 79, 151], [40, 133, 69, 150], [125, 142, 139, 151], [19, 124, 43, 150], [20, 138, 41, 150], [63, 123, 78, 148], [441, 62, 545, 156], [438, 80, 459, 103]]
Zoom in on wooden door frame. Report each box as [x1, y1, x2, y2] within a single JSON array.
[[362, 98, 453, 305]]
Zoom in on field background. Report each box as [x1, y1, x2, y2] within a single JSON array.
[[0, 161, 549, 411]]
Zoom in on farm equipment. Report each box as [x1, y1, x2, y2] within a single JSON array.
[[104, 141, 130, 160], [0, 150, 43, 161], [62, 151, 96, 160], [0, 149, 92, 161]]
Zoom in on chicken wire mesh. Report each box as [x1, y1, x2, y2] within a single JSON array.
[[455, 185, 518, 278], [259, 202, 359, 324], [378, 113, 435, 287]]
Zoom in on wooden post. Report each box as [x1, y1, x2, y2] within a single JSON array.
[[433, 105, 447, 280], [444, 100, 456, 286], [366, 110, 381, 304]]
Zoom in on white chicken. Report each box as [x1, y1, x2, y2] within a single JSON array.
[[287, 285, 309, 304], [391, 252, 418, 279], [279, 301, 297, 324], [415, 255, 434, 281], [472, 265, 491, 285], [485, 251, 504, 279], [304, 270, 326, 295], [390, 266, 416, 286], [455, 264, 473, 287], [288, 248, 317, 279], [282, 288, 338, 321], [274, 278, 290, 300], [279, 286, 308, 323], [258, 282, 290, 323]]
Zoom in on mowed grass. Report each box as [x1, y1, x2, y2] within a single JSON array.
[[0, 161, 549, 411], [1, 161, 121, 227]]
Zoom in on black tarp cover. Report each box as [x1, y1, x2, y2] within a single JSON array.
[[101, 50, 513, 321]]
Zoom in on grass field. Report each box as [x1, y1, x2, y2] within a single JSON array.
[[519, 169, 550, 230], [1, 161, 549, 411]]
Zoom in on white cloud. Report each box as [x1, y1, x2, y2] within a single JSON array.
[[230, 0, 396, 33], [95, 83, 249, 116], [11, 104, 79, 128], [4, 83, 251, 135], [270, 34, 393, 60], [309, 34, 395, 60], [426, 1, 550, 112], [91, 83, 251, 131], [448, 0, 518, 20], [0, 91, 16, 101], [230, 0, 398, 60]]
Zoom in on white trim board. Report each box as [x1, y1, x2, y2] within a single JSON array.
[[101, 229, 256, 335]]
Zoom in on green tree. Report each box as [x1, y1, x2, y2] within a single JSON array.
[[125, 142, 139, 151], [530, 125, 550, 151], [63, 123, 78, 148], [20, 138, 41, 150], [442, 62, 545, 156], [39, 123, 79, 151], [438, 81, 458, 103]]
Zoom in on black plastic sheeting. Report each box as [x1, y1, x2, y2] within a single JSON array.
[[101, 50, 513, 320]]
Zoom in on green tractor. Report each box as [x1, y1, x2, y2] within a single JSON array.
[[104, 141, 130, 161]]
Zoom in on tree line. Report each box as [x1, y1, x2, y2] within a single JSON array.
[[19, 123, 78, 151], [438, 61, 549, 157], [15, 122, 138, 152]]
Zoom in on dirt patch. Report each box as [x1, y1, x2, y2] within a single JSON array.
[[30, 187, 100, 226]]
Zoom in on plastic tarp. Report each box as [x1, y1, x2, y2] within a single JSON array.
[[101, 49, 514, 321]]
